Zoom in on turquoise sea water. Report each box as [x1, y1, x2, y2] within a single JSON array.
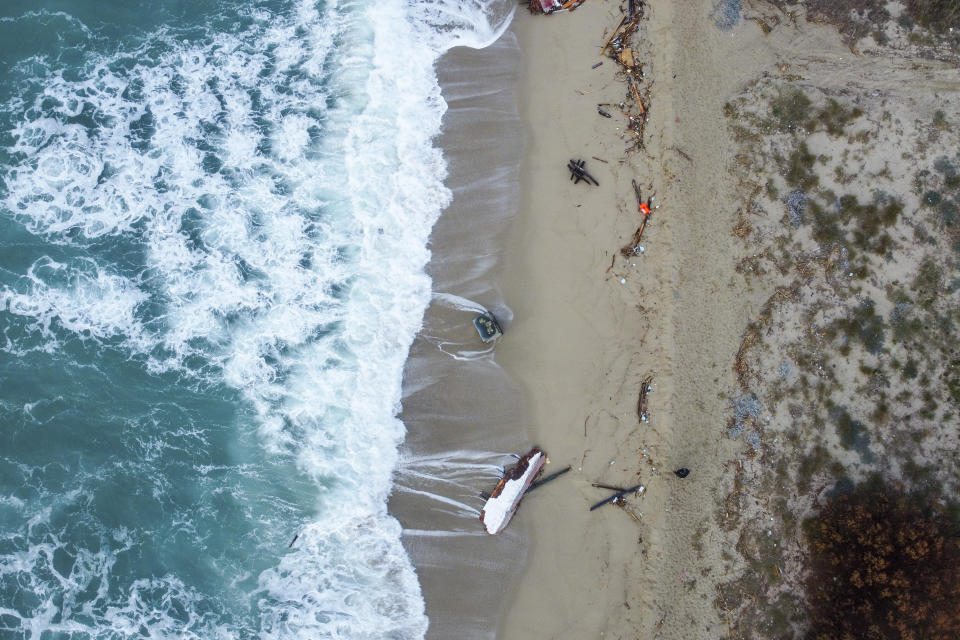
[[0, 1, 512, 637]]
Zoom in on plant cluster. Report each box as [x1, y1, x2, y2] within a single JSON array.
[[804, 478, 960, 640]]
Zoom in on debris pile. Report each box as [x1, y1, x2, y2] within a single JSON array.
[[600, 3, 650, 153], [527, 0, 585, 14]]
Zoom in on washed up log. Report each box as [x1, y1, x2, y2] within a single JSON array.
[[589, 483, 643, 511], [525, 465, 571, 494], [480, 447, 546, 534]]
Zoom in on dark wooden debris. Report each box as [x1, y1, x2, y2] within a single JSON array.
[[568, 158, 599, 186], [592, 482, 628, 492]]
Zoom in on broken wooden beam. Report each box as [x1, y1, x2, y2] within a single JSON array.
[[591, 482, 628, 491], [525, 465, 571, 494]]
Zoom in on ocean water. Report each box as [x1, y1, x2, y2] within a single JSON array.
[[0, 1, 514, 638]]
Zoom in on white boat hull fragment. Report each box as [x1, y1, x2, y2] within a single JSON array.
[[479, 447, 546, 535]]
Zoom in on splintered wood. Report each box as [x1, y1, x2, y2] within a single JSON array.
[[636, 374, 654, 423]]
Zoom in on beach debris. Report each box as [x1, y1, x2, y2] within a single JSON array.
[[616, 498, 643, 522], [600, 5, 649, 152], [592, 482, 628, 491], [601, 15, 628, 55], [590, 484, 644, 511], [637, 374, 654, 423], [674, 468, 690, 478], [591, 156, 609, 164], [480, 447, 546, 534], [473, 311, 503, 343], [528, 0, 585, 14], [620, 180, 654, 257], [598, 107, 612, 118], [525, 465, 571, 494], [591, 61, 603, 69], [568, 159, 599, 186]]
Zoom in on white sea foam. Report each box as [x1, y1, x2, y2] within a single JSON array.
[[0, 0, 515, 637]]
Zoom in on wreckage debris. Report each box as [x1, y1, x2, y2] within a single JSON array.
[[592, 482, 628, 491], [620, 180, 655, 257], [528, 0, 585, 14], [480, 447, 546, 534], [568, 159, 599, 186], [674, 468, 690, 479], [473, 311, 503, 343], [589, 483, 644, 511]]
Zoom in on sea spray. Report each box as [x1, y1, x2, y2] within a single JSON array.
[[0, 0, 514, 637]]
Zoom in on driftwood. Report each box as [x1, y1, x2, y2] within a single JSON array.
[[636, 374, 654, 423], [590, 484, 644, 511]]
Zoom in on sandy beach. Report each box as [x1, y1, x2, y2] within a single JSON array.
[[498, 1, 752, 636], [394, 0, 960, 637]]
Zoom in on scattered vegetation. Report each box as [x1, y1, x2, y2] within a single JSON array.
[[770, 87, 811, 134], [719, 55, 960, 640]]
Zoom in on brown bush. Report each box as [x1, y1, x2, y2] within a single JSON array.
[[803, 478, 960, 639]]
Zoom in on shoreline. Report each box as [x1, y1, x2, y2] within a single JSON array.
[[391, 30, 532, 640]]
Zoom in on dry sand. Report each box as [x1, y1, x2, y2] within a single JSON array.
[[498, 1, 760, 636]]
